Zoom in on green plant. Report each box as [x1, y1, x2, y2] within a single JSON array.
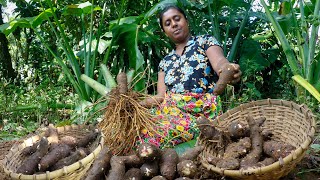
[[260, 0, 320, 103]]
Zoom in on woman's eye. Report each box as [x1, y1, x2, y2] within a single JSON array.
[[165, 21, 170, 26], [174, 16, 180, 21]]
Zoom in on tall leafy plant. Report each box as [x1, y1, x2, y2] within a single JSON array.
[[260, 0, 320, 102]]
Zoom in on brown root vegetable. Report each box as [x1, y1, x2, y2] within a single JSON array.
[[50, 148, 87, 171], [196, 116, 221, 139], [39, 143, 72, 171], [160, 148, 179, 180], [140, 161, 159, 178], [17, 137, 49, 174], [177, 160, 197, 178], [240, 116, 263, 169], [174, 178, 192, 180], [261, 130, 273, 141], [151, 176, 167, 180], [47, 124, 59, 149], [179, 145, 204, 162], [216, 157, 240, 170], [77, 129, 99, 148], [213, 63, 238, 95], [224, 137, 251, 158], [263, 140, 295, 159], [256, 157, 275, 167], [206, 154, 221, 166], [124, 168, 143, 180], [60, 135, 77, 148], [21, 141, 40, 156], [106, 156, 126, 180], [85, 146, 113, 180], [117, 71, 128, 94], [136, 143, 161, 161], [118, 154, 143, 168], [227, 121, 249, 139], [255, 117, 266, 126]]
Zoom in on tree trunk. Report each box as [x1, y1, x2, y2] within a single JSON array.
[[0, 4, 16, 80]]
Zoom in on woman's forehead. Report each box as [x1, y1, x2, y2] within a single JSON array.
[[162, 8, 183, 19]]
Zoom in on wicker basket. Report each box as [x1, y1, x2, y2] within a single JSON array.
[[1, 140, 21, 180], [198, 99, 316, 180], [2, 124, 104, 180]]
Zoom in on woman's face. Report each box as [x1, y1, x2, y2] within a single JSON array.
[[161, 8, 190, 44]]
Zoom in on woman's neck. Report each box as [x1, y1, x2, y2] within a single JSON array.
[[175, 34, 191, 56]]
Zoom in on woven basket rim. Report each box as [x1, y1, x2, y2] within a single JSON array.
[[200, 98, 316, 177], [3, 124, 104, 180]]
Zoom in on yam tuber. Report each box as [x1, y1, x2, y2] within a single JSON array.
[[136, 143, 161, 161], [179, 145, 204, 162], [106, 156, 126, 180], [77, 129, 99, 148], [60, 135, 77, 148], [151, 175, 167, 180], [216, 157, 239, 170], [256, 157, 275, 167], [213, 63, 238, 95], [160, 148, 179, 180], [175, 178, 192, 180], [47, 124, 59, 149], [21, 141, 40, 156], [118, 154, 144, 168], [117, 71, 128, 94], [50, 148, 87, 171], [39, 143, 72, 171], [140, 161, 159, 178], [227, 121, 249, 139], [196, 116, 221, 139], [177, 160, 197, 178], [224, 137, 251, 158], [124, 168, 143, 180], [17, 137, 49, 174], [263, 140, 295, 159], [240, 116, 263, 169], [85, 146, 113, 180]]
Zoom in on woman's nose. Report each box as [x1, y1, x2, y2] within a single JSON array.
[[171, 20, 178, 27]]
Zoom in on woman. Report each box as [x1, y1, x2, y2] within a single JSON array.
[[138, 5, 241, 149]]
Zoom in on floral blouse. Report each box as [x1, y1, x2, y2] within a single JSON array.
[[159, 35, 221, 94]]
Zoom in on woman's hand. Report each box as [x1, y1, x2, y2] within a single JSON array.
[[219, 63, 242, 85]]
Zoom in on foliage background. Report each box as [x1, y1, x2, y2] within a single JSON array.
[[0, 0, 319, 141]]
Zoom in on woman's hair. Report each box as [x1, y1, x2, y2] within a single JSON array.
[[159, 4, 187, 31]]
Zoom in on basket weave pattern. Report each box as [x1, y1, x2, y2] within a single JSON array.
[[198, 99, 316, 180], [2, 124, 104, 180], [1, 140, 20, 180]]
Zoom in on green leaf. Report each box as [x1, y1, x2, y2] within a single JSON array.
[[0, 18, 32, 36], [32, 8, 55, 28], [63, 1, 101, 16], [173, 139, 196, 156], [239, 39, 270, 71], [311, 144, 320, 153], [292, 75, 320, 102], [77, 38, 111, 56], [144, 0, 178, 19], [112, 23, 144, 70], [109, 16, 139, 30]]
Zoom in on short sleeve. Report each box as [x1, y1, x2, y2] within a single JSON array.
[[158, 59, 165, 72], [200, 34, 222, 51]]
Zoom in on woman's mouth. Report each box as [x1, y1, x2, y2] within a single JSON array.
[[173, 29, 181, 35]]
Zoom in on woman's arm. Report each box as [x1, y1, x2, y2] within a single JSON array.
[[139, 71, 166, 108], [206, 46, 241, 84]]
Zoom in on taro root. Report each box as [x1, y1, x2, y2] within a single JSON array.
[[17, 137, 49, 174]]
